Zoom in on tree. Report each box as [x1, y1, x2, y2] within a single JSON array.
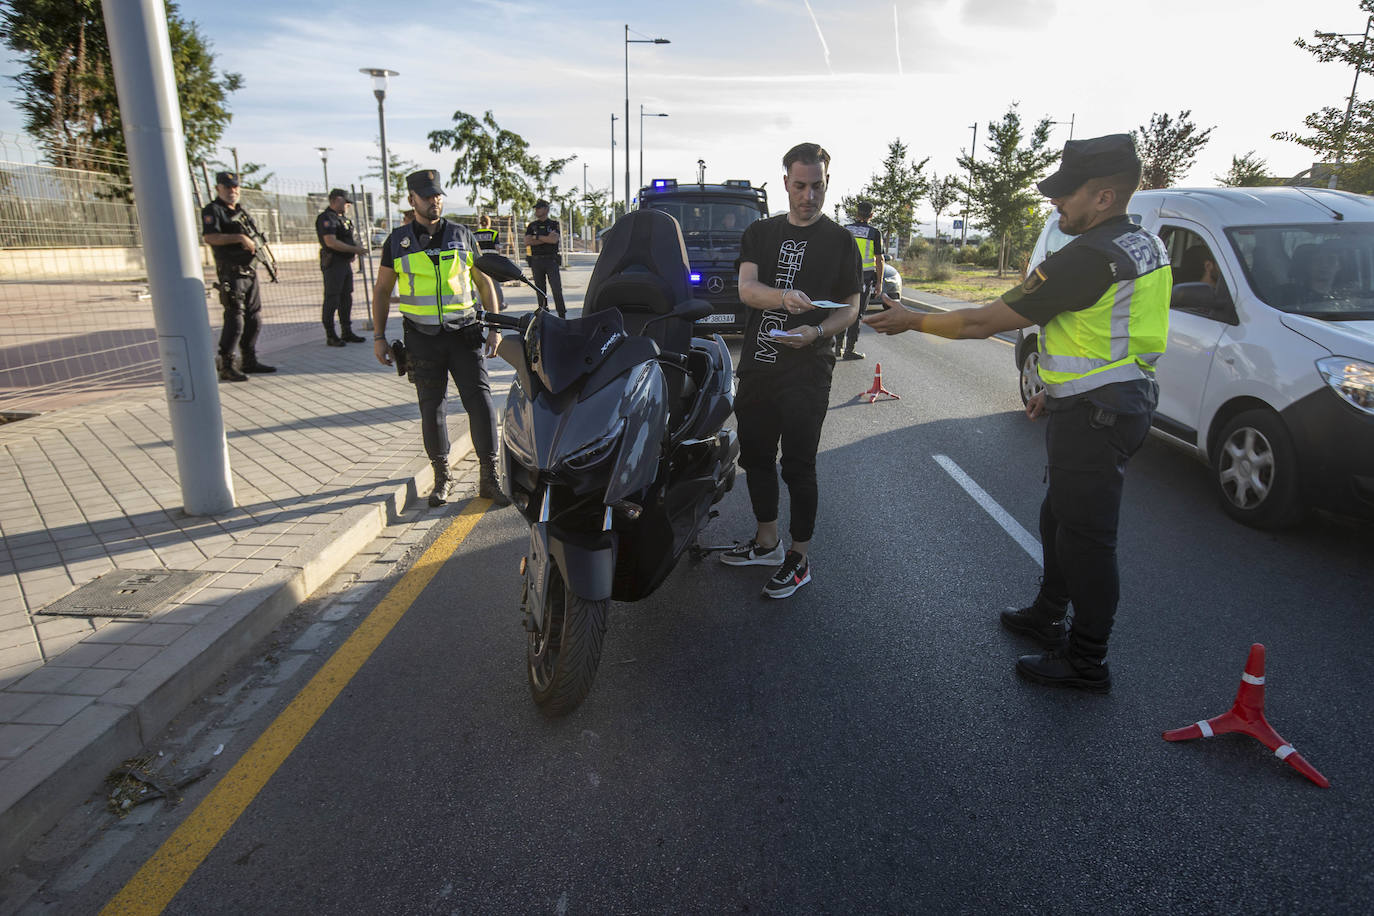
[[1215, 151, 1274, 187], [206, 157, 272, 189], [855, 139, 929, 249], [523, 152, 578, 218], [0, 0, 241, 170], [1133, 110, 1215, 189], [582, 187, 611, 234], [1273, 2, 1374, 192], [926, 173, 960, 243], [428, 110, 548, 214], [955, 104, 1058, 276], [365, 149, 421, 211]]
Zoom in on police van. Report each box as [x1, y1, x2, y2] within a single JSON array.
[[638, 178, 769, 333], [1015, 187, 1374, 528]]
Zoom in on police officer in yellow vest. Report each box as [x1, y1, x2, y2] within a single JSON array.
[[472, 214, 505, 308], [865, 135, 1168, 693], [371, 169, 510, 508], [839, 200, 884, 360]]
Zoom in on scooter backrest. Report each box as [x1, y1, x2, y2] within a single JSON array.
[[585, 209, 695, 357]]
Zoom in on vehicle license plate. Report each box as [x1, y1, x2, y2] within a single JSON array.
[[697, 313, 735, 324]]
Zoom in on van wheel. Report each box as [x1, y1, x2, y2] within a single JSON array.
[[1017, 345, 1045, 407], [1212, 409, 1305, 529]]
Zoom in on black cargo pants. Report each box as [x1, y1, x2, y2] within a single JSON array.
[[403, 322, 498, 463]]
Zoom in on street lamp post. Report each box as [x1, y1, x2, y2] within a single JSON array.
[[961, 122, 976, 247], [624, 24, 669, 209], [640, 105, 668, 193], [316, 146, 331, 189], [360, 68, 399, 229], [1050, 114, 1075, 141], [1317, 16, 1374, 189], [610, 113, 618, 217]]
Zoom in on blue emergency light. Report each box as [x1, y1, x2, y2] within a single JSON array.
[[689, 272, 702, 284], [652, 178, 677, 190]]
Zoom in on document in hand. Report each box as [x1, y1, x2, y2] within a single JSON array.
[[767, 328, 809, 339], [807, 300, 849, 309]]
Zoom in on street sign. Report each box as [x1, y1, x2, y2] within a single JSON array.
[[953, 219, 964, 230]]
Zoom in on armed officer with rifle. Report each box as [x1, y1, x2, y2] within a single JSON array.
[[201, 171, 277, 381]]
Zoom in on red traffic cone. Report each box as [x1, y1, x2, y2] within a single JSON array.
[[1162, 644, 1329, 788], [860, 361, 900, 403]]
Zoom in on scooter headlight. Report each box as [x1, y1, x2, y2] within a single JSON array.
[[563, 418, 626, 470], [1316, 356, 1374, 416]]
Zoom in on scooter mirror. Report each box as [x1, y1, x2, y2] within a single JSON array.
[[474, 252, 526, 283], [677, 299, 714, 322]]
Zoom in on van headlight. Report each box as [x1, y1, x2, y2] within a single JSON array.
[[1316, 356, 1374, 416]]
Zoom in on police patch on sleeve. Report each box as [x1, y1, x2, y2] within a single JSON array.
[[1023, 266, 1047, 294]]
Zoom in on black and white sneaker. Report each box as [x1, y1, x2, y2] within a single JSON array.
[[762, 550, 811, 599], [720, 538, 785, 567]]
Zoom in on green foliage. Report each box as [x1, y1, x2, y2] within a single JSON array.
[[955, 104, 1057, 275], [1133, 110, 1215, 189], [427, 109, 575, 216], [926, 173, 960, 241], [1215, 151, 1275, 187], [364, 149, 421, 211], [0, 0, 240, 169], [855, 139, 930, 247]]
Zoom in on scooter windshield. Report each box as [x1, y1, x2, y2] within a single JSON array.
[[527, 308, 627, 395]]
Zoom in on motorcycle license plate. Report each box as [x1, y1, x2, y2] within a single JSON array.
[[697, 313, 734, 324]]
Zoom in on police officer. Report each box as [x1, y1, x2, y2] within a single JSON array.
[[316, 188, 368, 347], [866, 135, 1169, 693], [472, 214, 505, 308], [839, 200, 885, 360], [370, 169, 510, 508], [523, 199, 566, 317], [201, 171, 275, 381]]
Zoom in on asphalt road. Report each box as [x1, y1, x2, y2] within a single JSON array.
[[16, 320, 1374, 915]]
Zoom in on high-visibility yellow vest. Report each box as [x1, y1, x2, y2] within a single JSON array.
[[473, 227, 499, 250], [846, 222, 878, 272], [390, 220, 477, 327], [1037, 224, 1171, 398]]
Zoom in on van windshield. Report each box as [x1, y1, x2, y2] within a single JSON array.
[[1226, 223, 1374, 320], [643, 201, 762, 255]]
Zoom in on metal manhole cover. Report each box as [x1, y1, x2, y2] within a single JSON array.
[[38, 569, 208, 619]]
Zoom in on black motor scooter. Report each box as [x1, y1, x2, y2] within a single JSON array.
[[475, 209, 739, 716]]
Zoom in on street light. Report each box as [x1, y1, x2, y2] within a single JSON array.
[[961, 122, 976, 247], [316, 146, 331, 190], [625, 24, 669, 208], [610, 113, 618, 217], [1049, 114, 1075, 141], [639, 105, 668, 193], [1315, 17, 1374, 189], [583, 162, 589, 240], [360, 67, 399, 229]]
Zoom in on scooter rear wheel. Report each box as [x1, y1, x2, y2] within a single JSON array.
[[527, 566, 609, 716]]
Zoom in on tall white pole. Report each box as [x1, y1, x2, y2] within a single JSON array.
[[102, 0, 234, 514]]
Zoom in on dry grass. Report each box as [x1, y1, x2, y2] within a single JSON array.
[[904, 265, 1021, 303]]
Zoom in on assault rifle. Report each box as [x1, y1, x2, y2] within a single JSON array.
[[236, 208, 279, 283]]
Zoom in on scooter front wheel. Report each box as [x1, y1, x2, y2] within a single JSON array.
[[527, 565, 609, 716]]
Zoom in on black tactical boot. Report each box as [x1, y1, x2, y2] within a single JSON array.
[[1015, 633, 1111, 693], [240, 352, 277, 373], [429, 458, 454, 508], [326, 333, 345, 347], [340, 327, 366, 343], [1000, 594, 1069, 649], [216, 353, 247, 382], [478, 457, 511, 507]]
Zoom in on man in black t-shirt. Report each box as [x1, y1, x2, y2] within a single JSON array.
[[721, 142, 862, 599], [866, 134, 1168, 693], [523, 199, 566, 317], [315, 189, 368, 346]]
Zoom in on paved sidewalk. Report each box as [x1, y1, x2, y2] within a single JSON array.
[[0, 258, 594, 871]]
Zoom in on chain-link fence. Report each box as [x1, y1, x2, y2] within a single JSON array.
[[0, 134, 526, 420]]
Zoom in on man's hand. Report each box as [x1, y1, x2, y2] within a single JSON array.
[[374, 338, 393, 367], [1025, 391, 1047, 420], [775, 324, 819, 349], [782, 289, 816, 314], [864, 306, 920, 335], [240, 236, 257, 254], [484, 329, 500, 358]]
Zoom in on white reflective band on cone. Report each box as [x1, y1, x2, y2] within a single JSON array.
[[1275, 745, 1295, 760], [1197, 720, 1214, 738], [1242, 673, 1265, 685]]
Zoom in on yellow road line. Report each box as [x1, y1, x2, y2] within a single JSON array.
[[101, 499, 492, 916]]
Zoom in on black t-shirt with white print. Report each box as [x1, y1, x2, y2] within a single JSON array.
[[735, 214, 861, 382]]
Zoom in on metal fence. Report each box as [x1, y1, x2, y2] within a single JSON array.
[[0, 134, 527, 419]]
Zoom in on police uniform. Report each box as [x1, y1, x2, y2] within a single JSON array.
[[378, 169, 507, 507], [201, 171, 274, 380], [998, 134, 1169, 692], [524, 200, 566, 317], [316, 189, 364, 345], [840, 216, 883, 359], [472, 220, 505, 307]]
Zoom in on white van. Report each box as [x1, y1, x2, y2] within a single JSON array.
[[1014, 187, 1374, 528]]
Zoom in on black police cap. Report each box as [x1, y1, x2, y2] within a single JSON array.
[[215, 171, 240, 188], [1037, 134, 1140, 198], [534, 199, 550, 209], [328, 188, 351, 202], [406, 169, 444, 197]]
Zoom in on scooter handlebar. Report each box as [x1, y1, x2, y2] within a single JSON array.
[[477, 310, 529, 333]]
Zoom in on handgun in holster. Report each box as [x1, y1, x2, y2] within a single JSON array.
[[391, 340, 407, 376]]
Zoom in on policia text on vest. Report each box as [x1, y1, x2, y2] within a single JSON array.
[[368, 168, 510, 508]]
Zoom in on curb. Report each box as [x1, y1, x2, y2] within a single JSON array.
[[0, 432, 472, 872]]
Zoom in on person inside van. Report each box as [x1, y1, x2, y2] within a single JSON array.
[[1282, 242, 1347, 304], [1178, 245, 1221, 290]]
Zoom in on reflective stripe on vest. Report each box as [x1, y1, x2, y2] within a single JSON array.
[[1037, 229, 1170, 398], [847, 224, 877, 272], [393, 225, 476, 325]]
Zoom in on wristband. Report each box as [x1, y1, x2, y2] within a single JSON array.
[[373, 335, 386, 342]]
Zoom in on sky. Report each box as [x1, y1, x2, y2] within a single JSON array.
[[0, 0, 1364, 227]]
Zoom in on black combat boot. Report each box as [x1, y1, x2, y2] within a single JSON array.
[[240, 351, 277, 373], [216, 353, 247, 382], [340, 326, 366, 343], [1000, 593, 1069, 649], [1015, 632, 1112, 693], [478, 457, 511, 507], [326, 333, 345, 347], [429, 458, 454, 508]]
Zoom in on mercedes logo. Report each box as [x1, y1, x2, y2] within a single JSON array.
[[707, 276, 725, 293]]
